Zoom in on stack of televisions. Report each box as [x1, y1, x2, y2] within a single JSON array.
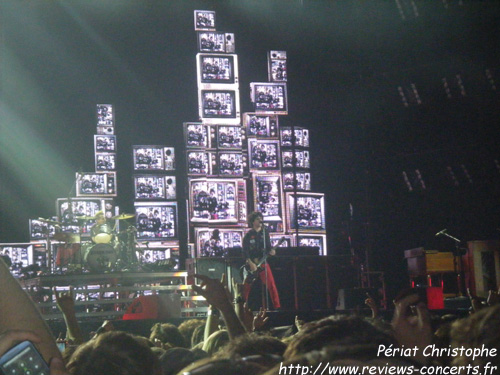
[[131, 142, 178, 267], [187, 10, 327, 261], [1, 105, 119, 277], [0, 9, 328, 279]]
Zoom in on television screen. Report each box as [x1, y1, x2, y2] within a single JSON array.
[[133, 146, 164, 170], [195, 228, 243, 257], [96, 104, 114, 127], [248, 139, 280, 170], [218, 152, 244, 176], [95, 153, 116, 171], [269, 59, 287, 82], [134, 175, 176, 200], [198, 54, 237, 85], [280, 127, 309, 147], [194, 10, 216, 31], [198, 32, 226, 53], [253, 174, 283, 222], [283, 172, 311, 191], [189, 178, 241, 223], [135, 202, 177, 240], [184, 123, 210, 149], [250, 82, 288, 114], [260, 221, 283, 233], [94, 135, 116, 153], [217, 126, 243, 149], [29, 219, 57, 240], [56, 198, 114, 235], [270, 235, 292, 248], [200, 90, 238, 120], [286, 193, 326, 232], [139, 249, 168, 265], [282, 150, 310, 169], [297, 235, 327, 255], [76, 172, 116, 197], [243, 113, 278, 138], [32, 243, 48, 271], [0, 244, 32, 278], [187, 151, 213, 176]]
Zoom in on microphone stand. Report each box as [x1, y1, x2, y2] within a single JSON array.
[[262, 225, 270, 310]]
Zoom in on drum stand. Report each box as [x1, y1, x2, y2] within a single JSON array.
[[44, 229, 53, 274]]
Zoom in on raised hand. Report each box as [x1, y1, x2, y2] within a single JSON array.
[[391, 293, 432, 365], [253, 307, 269, 331], [53, 287, 76, 314], [192, 273, 232, 309]]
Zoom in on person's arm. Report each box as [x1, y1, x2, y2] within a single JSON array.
[[0, 259, 62, 363], [53, 287, 84, 345], [192, 274, 246, 340], [231, 279, 248, 329], [204, 305, 221, 342]]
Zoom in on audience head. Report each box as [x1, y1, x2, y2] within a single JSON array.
[[159, 347, 208, 375], [66, 330, 161, 375], [150, 322, 187, 349], [450, 304, 500, 370], [283, 314, 395, 360], [202, 330, 230, 356], [178, 356, 268, 375], [178, 318, 205, 348], [215, 332, 286, 359]]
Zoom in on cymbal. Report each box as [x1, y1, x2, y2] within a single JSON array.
[[111, 213, 135, 220], [37, 218, 62, 226]]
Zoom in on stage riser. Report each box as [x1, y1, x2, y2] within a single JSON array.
[[186, 256, 361, 311]]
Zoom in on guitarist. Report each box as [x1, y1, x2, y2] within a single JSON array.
[[242, 211, 281, 310]]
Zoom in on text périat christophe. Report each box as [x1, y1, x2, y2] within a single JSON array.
[[378, 344, 497, 362]]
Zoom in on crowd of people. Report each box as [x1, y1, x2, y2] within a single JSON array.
[[1, 253, 500, 375]]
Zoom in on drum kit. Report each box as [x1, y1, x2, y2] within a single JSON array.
[[39, 214, 141, 273]]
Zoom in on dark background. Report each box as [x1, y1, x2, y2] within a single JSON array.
[[1, 0, 500, 299]]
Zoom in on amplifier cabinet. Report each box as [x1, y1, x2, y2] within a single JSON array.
[[465, 240, 500, 298]]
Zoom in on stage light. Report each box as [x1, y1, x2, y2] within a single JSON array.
[[460, 164, 472, 184], [402, 171, 413, 192], [456, 74, 466, 96], [394, 0, 419, 20], [398, 86, 409, 107], [442, 78, 452, 99], [447, 166, 459, 187], [485, 69, 497, 91]]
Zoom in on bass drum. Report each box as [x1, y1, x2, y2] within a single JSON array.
[[84, 243, 117, 272], [92, 224, 114, 244]]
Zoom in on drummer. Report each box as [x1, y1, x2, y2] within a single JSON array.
[[90, 211, 107, 243]]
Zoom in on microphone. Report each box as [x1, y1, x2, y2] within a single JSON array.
[[435, 229, 447, 237]]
